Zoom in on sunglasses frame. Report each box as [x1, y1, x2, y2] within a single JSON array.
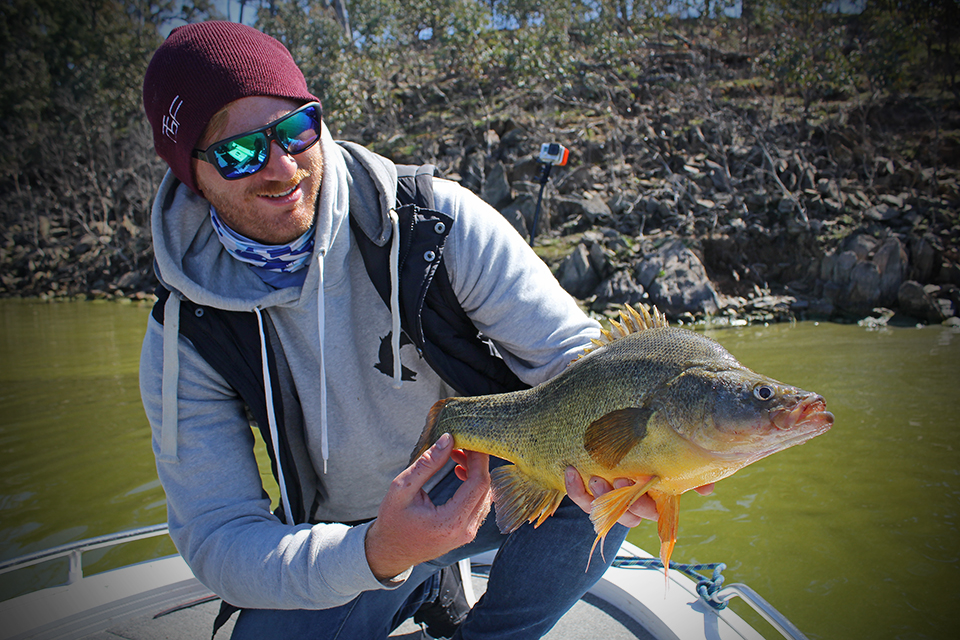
[[192, 101, 323, 180]]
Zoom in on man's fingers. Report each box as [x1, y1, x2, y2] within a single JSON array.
[[436, 450, 491, 542], [610, 477, 658, 523], [565, 471, 660, 525], [444, 450, 491, 511], [462, 451, 493, 521], [566, 472, 714, 527], [589, 476, 614, 498], [565, 467, 594, 514], [451, 448, 470, 481], [396, 433, 453, 498], [461, 450, 490, 483], [368, 439, 485, 579], [624, 493, 658, 522]]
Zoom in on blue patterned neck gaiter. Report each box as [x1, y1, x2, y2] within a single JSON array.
[[209, 206, 314, 273]]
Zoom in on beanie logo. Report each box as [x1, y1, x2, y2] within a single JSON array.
[[162, 96, 184, 143]]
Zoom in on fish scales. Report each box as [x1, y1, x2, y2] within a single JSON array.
[[430, 327, 712, 470], [412, 305, 832, 573]]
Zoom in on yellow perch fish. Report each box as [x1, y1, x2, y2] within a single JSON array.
[[411, 304, 833, 571]]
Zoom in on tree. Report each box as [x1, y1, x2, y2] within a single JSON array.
[[0, 0, 214, 290]]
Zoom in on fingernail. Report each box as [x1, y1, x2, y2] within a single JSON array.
[[436, 433, 452, 449], [565, 468, 576, 482]]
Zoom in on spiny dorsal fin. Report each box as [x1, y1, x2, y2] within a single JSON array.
[[577, 304, 669, 360]]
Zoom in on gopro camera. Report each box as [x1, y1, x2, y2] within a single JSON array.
[[538, 143, 569, 166]]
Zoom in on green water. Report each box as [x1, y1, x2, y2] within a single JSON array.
[[1, 299, 958, 639], [627, 319, 960, 640], [0, 299, 173, 592]]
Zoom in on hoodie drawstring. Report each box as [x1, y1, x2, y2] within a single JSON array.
[[159, 293, 182, 464], [388, 208, 403, 390], [312, 211, 398, 477], [316, 251, 330, 474], [160, 214, 395, 515], [254, 306, 294, 525]]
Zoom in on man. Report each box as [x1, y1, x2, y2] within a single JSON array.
[[140, 20, 694, 640]]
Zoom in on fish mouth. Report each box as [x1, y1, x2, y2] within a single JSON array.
[[771, 394, 833, 435], [725, 396, 832, 464]]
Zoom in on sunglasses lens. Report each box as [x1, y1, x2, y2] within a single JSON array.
[[213, 134, 268, 179], [202, 104, 321, 179], [275, 106, 321, 154]]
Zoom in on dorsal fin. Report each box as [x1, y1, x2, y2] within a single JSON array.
[[576, 304, 669, 361]]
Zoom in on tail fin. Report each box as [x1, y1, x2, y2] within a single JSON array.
[[409, 398, 452, 464]]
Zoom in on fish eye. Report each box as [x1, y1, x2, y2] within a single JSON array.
[[753, 384, 775, 401]]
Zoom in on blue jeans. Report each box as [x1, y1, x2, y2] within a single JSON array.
[[230, 459, 628, 640]]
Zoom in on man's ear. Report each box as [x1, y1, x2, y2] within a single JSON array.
[[190, 159, 205, 197]]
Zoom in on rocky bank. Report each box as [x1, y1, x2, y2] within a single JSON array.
[[2, 41, 958, 328]]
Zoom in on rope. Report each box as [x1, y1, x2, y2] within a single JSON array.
[[611, 556, 728, 610]]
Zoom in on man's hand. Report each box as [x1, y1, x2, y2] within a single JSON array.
[[564, 467, 714, 528], [365, 434, 491, 581]]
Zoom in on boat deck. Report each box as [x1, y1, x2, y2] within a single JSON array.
[[75, 568, 651, 640], [2, 532, 776, 640]]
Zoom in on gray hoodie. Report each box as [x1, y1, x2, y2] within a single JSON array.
[[139, 124, 600, 609]]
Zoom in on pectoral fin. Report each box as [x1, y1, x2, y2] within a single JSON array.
[[587, 475, 658, 567], [584, 408, 653, 469], [490, 464, 565, 534]]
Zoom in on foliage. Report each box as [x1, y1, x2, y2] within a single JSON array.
[[853, 6, 919, 94], [256, 0, 354, 116], [0, 0, 956, 298], [762, 24, 856, 111], [0, 0, 217, 294], [856, 0, 960, 92]]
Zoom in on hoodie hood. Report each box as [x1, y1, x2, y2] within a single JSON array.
[[151, 123, 399, 310], [151, 122, 404, 516]]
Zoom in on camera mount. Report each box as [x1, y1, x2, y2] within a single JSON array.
[[529, 143, 568, 247]]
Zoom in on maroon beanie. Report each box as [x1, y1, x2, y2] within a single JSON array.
[[143, 21, 320, 196]]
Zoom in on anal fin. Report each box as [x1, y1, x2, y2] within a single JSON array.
[[490, 464, 565, 534], [651, 491, 681, 583]]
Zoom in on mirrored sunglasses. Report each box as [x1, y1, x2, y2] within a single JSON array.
[[193, 102, 322, 180]]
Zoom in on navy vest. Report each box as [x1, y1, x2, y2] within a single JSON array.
[[151, 165, 528, 525]]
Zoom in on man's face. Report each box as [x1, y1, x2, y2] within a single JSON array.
[[194, 96, 323, 245]]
